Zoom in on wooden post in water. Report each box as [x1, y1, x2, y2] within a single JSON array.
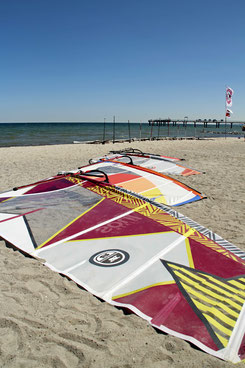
[[102, 118, 106, 143], [128, 120, 131, 142], [150, 123, 153, 140], [184, 116, 188, 138], [113, 115, 116, 143]]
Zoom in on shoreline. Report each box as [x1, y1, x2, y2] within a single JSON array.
[[0, 135, 243, 150], [0, 138, 244, 367]]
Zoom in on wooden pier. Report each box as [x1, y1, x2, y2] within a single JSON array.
[[148, 119, 244, 129]]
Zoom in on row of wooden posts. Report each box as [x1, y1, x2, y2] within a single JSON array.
[[101, 118, 243, 143], [101, 119, 204, 143]]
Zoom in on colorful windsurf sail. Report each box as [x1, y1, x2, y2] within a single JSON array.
[[90, 149, 203, 176], [0, 174, 245, 363], [108, 148, 183, 162], [80, 161, 205, 206], [0, 160, 204, 207]]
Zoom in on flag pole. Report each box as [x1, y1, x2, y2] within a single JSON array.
[[225, 85, 227, 139]]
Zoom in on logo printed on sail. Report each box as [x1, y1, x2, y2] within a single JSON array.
[[89, 249, 129, 267]]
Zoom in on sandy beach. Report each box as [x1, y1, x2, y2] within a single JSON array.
[[0, 138, 244, 368]]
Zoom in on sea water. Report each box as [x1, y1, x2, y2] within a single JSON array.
[[0, 122, 243, 147]]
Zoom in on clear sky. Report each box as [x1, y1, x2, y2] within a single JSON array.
[[0, 0, 244, 122]]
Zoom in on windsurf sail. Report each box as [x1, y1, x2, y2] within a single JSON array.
[[90, 150, 203, 176], [108, 148, 183, 162], [80, 161, 205, 206], [0, 175, 245, 363], [0, 161, 204, 207]]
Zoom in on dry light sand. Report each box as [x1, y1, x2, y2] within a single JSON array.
[[0, 138, 244, 368]]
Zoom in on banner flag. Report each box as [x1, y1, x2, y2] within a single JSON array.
[[226, 108, 233, 118], [226, 87, 234, 107]]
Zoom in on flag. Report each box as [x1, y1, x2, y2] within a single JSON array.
[[226, 87, 234, 107], [226, 109, 233, 118]]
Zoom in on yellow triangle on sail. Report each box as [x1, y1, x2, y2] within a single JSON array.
[[165, 261, 245, 348]]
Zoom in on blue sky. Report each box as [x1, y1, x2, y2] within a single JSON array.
[[0, 0, 244, 122]]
